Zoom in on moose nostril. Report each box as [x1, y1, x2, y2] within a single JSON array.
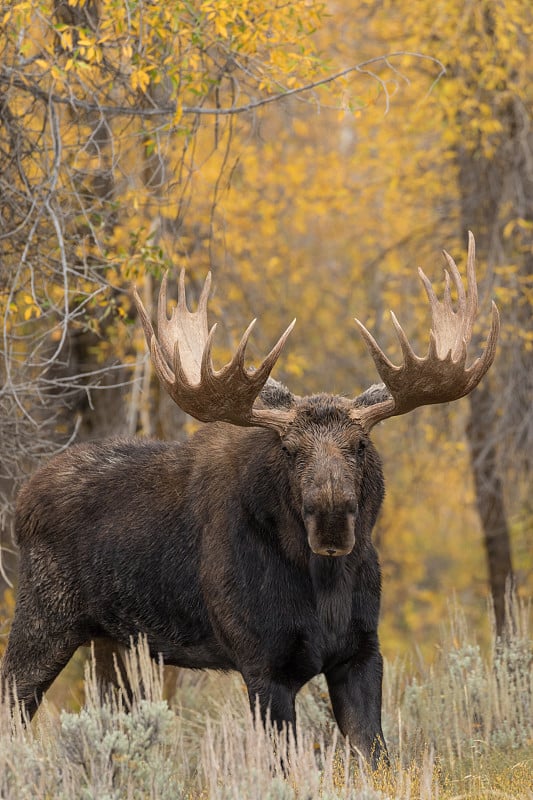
[[326, 547, 337, 556]]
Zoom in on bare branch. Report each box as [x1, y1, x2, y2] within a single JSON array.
[[0, 53, 445, 120]]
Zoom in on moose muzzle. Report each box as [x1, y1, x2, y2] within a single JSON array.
[[303, 505, 357, 557]]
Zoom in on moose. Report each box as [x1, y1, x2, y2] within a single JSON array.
[[1, 233, 498, 768]]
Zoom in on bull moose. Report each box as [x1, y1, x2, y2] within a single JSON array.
[[1, 233, 498, 767]]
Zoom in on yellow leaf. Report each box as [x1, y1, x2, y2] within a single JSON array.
[[503, 220, 515, 239], [60, 29, 73, 51], [215, 18, 227, 37], [131, 67, 150, 93]]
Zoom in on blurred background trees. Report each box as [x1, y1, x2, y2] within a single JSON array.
[[1, 0, 531, 654]]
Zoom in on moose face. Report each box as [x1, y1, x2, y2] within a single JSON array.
[[281, 396, 368, 557]]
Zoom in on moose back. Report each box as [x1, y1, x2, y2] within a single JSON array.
[[1, 234, 498, 768]]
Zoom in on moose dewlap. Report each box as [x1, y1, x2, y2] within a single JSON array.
[[1, 233, 499, 769]]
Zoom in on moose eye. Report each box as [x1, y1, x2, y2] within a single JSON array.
[[281, 443, 296, 459], [357, 439, 367, 458]]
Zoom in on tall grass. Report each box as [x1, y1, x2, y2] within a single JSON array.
[[1, 601, 531, 799]]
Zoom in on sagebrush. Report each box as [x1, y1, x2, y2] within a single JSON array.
[[0, 601, 531, 799]]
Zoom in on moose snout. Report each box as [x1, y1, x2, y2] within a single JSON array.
[[303, 502, 357, 557]]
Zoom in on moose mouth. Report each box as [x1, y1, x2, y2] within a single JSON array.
[[310, 543, 353, 557], [304, 510, 356, 557]]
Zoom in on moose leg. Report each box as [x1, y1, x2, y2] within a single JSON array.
[[325, 648, 388, 770], [91, 638, 134, 703], [242, 671, 298, 774], [242, 671, 297, 734], [1, 616, 84, 720]]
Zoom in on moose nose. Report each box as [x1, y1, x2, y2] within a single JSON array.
[[311, 543, 351, 557]]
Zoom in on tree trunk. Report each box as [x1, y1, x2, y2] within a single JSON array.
[[455, 92, 531, 633], [456, 158, 515, 635], [466, 384, 513, 634]]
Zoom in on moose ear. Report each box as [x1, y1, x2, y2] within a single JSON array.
[[257, 377, 299, 410], [352, 383, 392, 410]]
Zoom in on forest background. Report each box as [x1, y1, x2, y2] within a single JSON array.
[[0, 0, 531, 667]]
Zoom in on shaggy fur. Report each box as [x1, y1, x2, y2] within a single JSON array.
[[1, 384, 388, 767]]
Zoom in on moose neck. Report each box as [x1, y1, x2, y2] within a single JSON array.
[[309, 553, 356, 632]]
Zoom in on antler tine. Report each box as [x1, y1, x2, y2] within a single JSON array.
[[134, 271, 297, 433], [353, 309, 424, 390], [466, 229, 479, 331], [353, 318, 399, 379], [442, 249, 466, 313], [253, 318, 297, 386], [351, 233, 500, 432], [232, 318, 259, 374], [389, 310, 421, 365], [464, 300, 500, 393], [133, 284, 156, 350], [177, 268, 187, 312], [156, 271, 173, 365]]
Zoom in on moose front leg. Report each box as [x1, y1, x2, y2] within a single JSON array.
[[325, 645, 389, 770], [242, 670, 297, 734]]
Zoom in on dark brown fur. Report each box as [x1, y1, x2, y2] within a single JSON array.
[[2, 387, 389, 767]]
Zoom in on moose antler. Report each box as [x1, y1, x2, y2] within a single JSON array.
[[133, 271, 297, 433], [351, 232, 500, 431]]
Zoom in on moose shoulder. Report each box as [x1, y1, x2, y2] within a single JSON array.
[[1, 234, 499, 769]]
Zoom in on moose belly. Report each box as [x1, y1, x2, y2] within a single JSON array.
[[151, 637, 236, 671], [92, 612, 236, 671]]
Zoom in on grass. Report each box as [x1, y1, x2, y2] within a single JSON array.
[[0, 601, 531, 799]]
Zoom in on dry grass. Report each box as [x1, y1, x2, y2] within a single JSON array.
[[1, 601, 531, 799]]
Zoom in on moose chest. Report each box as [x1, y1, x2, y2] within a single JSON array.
[[200, 534, 377, 685]]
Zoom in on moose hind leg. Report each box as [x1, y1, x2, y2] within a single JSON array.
[[1, 613, 84, 720], [91, 638, 134, 705]]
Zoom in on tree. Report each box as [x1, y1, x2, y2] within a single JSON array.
[[452, 8, 533, 634]]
